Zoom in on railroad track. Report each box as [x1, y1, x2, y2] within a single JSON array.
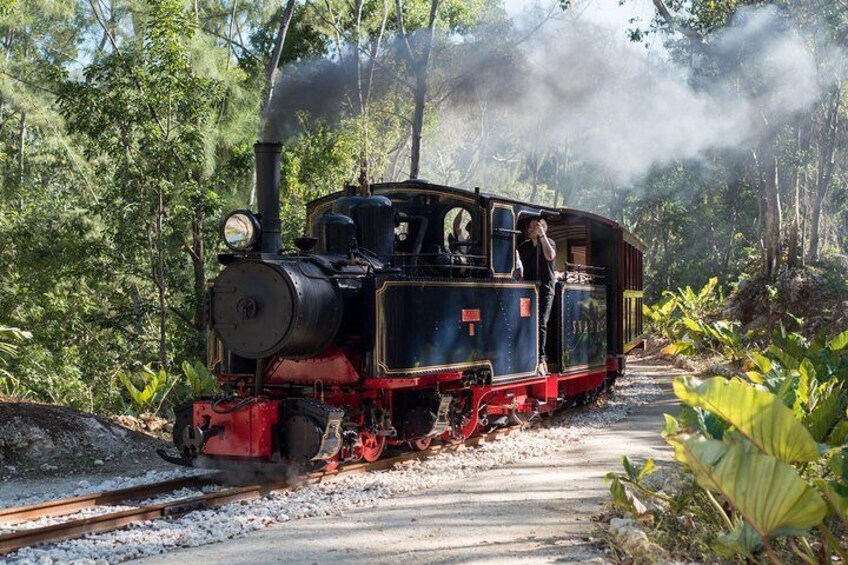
[[0, 424, 526, 556]]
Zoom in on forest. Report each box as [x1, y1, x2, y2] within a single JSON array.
[[1, 0, 847, 414]]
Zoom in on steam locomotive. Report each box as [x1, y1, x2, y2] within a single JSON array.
[[165, 142, 645, 469]]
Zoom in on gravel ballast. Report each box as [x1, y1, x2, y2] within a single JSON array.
[[0, 468, 215, 510], [3, 369, 662, 565]]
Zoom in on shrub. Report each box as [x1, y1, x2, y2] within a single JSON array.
[[610, 327, 848, 563], [117, 365, 176, 415], [0, 325, 32, 396]]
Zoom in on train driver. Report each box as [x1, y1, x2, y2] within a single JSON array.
[[516, 218, 557, 375]]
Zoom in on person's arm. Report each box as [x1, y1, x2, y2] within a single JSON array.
[[537, 223, 556, 262], [513, 250, 524, 279]]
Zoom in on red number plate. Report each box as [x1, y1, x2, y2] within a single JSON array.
[[520, 298, 532, 318], [461, 309, 481, 322]]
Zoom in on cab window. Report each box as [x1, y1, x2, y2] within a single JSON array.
[[444, 207, 472, 252]]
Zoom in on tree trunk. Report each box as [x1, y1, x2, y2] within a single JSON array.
[[354, 0, 388, 195], [787, 114, 812, 269], [808, 87, 841, 263], [17, 109, 25, 188], [263, 0, 296, 114], [552, 156, 560, 208], [155, 188, 168, 368], [191, 201, 206, 333], [408, 0, 439, 179], [762, 151, 781, 278], [722, 167, 742, 272], [529, 154, 539, 203], [356, 0, 370, 195]]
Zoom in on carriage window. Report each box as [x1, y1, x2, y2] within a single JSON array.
[[444, 207, 472, 252]]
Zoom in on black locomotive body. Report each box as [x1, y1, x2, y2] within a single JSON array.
[[170, 143, 645, 468]]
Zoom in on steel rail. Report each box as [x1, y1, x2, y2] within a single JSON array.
[[0, 473, 222, 525], [0, 426, 520, 556]]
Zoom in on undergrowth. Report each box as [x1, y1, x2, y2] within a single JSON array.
[[607, 277, 848, 564]]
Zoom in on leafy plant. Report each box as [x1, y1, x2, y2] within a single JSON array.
[[642, 278, 748, 360], [743, 325, 848, 446], [606, 456, 665, 516], [117, 365, 177, 415], [180, 361, 217, 397], [662, 376, 846, 562], [0, 326, 32, 395], [643, 277, 722, 340]]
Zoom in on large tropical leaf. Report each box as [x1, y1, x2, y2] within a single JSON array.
[[767, 344, 801, 370], [748, 351, 772, 373], [827, 328, 848, 352], [794, 359, 814, 415], [668, 436, 827, 539], [682, 317, 703, 333], [815, 479, 848, 523], [698, 277, 719, 301], [662, 341, 694, 356], [607, 475, 648, 516], [673, 376, 819, 463], [803, 382, 847, 443], [678, 405, 728, 440], [829, 420, 848, 445]]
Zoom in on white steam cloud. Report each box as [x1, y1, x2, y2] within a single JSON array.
[[425, 4, 829, 185], [263, 3, 841, 186]]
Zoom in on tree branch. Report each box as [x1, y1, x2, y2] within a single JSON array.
[[651, 0, 705, 47], [394, 0, 416, 64]]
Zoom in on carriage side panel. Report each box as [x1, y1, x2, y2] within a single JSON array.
[[374, 279, 538, 382]]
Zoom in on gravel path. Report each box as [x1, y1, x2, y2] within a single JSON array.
[[3, 357, 681, 565]]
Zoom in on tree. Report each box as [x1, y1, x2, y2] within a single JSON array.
[[395, 0, 440, 179], [58, 0, 231, 368]]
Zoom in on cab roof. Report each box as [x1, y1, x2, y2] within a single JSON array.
[[307, 179, 646, 251]]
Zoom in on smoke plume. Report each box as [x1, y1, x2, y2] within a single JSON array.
[[262, 3, 842, 187]]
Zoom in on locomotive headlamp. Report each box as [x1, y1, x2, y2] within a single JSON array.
[[222, 211, 260, 251]]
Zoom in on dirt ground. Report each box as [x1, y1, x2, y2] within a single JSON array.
[[131, 356, 683, 565], [0, 401, 173, 489]]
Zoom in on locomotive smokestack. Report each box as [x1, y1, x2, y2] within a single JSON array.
[[255, 142, 283, 253]]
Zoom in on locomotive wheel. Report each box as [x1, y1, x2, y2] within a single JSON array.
[[409, 437, 432, 451], [357, 431, 386, 462]]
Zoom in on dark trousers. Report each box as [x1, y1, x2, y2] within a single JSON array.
[[538, 287, 554, 361]]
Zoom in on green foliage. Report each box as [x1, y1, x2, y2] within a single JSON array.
[[606, 456, 661, 516], [643, 277, 722, 338], [0, 325, 32, 393], [117, 365, 176, 415], [279, 119, 358, 244], [663, 375, 847, 561], [643, 277, 749, 360], [180, 361, 217, 398], [613, 322, 848, 562], [742, 324, 848, 447], [673, 376, 820, 463], [669, 436, 827, 536], [117, 360, 216, 414]]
